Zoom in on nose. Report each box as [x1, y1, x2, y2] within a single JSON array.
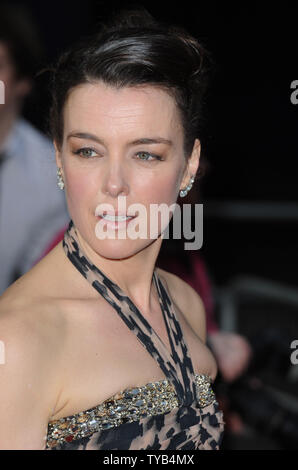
[[102, 161, 129, 198]]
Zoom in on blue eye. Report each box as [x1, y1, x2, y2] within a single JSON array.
[[136, 152, 162, 161], [72, 148, 163, 161], [73, 147, 97, 158]]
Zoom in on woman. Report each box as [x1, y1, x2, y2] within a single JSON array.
[[0, 9, 225, 450]]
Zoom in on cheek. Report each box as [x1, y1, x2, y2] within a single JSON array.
[[136, 172, 180, 205], [63, 162, 181, 213], [132, 173, 180, 238], [64, 167, 96, 208]]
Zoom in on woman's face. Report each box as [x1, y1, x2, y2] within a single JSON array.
[[55, 81, 200, 260]]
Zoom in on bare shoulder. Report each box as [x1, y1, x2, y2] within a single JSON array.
[[156, 266, 207, 344], [0, 275, 67, 387], [0, 281, 66, 448]]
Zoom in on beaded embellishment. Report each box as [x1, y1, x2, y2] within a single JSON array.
[[46, 373, 216, 449]]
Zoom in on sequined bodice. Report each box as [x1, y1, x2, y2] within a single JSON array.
[[47, 373, 216, 448], [46, 220, 224, 450]]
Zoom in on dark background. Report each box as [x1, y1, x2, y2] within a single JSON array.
[[15, 0, 298, 288]]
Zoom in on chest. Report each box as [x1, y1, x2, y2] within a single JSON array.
[[50, 294, 217, 421]]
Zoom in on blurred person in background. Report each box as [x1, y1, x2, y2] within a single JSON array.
[[0, 3, 69, 295]]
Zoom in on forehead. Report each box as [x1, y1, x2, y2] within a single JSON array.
[[63, 82, 182, 139]]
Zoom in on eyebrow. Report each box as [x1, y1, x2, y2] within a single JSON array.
[[66, 132, 173, 147]]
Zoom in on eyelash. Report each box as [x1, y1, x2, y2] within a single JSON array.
[[72, 147, 163, 161]]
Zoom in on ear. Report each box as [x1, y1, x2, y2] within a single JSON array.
[[179, 139, 201, 191], [53, 140, 63, 169]]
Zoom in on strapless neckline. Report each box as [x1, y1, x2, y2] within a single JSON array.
[[47, 372, 217, 448]]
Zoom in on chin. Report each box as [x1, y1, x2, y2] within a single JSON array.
[[93, 238, 152, 261]]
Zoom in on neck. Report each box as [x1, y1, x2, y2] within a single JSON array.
[[74, 226, 164, 315]]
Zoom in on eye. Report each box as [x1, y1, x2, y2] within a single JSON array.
[[136, 151, 162, 161], [72, 147, 97, 158]]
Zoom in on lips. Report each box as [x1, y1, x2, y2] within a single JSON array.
[[95, 209, 136, 217], [96, 211, 137, 230], [100, 213, 134, 221]]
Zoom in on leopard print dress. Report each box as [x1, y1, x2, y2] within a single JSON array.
[[46, 220, 225, 450]]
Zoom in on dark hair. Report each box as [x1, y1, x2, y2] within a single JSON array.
[[47, 8, 212, 175], [0, 3, 45, 80]]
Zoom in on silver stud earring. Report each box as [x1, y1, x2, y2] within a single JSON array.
[[57, 167, 65, 190], [179, 174, 195, 198]]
